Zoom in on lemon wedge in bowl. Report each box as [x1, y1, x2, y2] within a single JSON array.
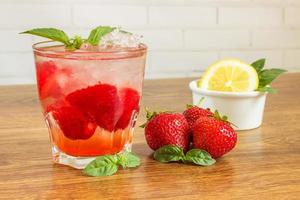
[[198, 58, 259, 92]]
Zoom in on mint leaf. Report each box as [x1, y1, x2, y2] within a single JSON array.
[[86, 26, 115, 45], [251, 58, 265, 73], [67, 35, 84, 50], [153, 145, 216, 167], [258, 68, 286, 88], [83, 151, 141, 177], [83, 155, 118, 177], [153, 145, 185, 163], [185, 149, 216, 166], [117, 152, 141, 168], [257, 86, 277, 93], [21, 28, 70, 46]]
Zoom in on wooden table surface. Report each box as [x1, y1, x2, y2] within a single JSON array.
[[0, 73, 300, 200]]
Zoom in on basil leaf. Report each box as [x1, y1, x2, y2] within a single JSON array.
[[258, 68, 286, 88], [83, 155, 118, 177], [117, 152, 141, 168], [86, 26, 115, 45], [21, 28, 70, 46], [251, 58, 265, 73], [153, 145, 185, 163], [185, 149, 216, 166]]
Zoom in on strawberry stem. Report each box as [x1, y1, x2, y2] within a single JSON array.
[[211, 110, 238, 128], [186, 97, 205, 109], [197, 97, 205, 106], [139, 107, 171, 128], [139, 107, 159, 128]]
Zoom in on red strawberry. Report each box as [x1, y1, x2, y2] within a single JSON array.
[[36, 61, 56, 97], [192, 116, 237, 158], [36, 61, 71, 99], [48, 101, 97, 140], [115, 87, 140, 130], [183, 105, 213, 128], [66, 83, 121, 132], [144, 112, 190, 151]]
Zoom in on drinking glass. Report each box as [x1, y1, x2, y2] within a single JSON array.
[[33, 41, 147, 169]]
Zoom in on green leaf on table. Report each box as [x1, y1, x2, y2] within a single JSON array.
[[185, 149, 216, 166], [86, 26, 115, 45], [258, 68, 287, 88], [153, 145, 185, 163], [117, 152, 141, 168], [83, 155, 118, 177], [83, 151, 141, 177], [251, 58, 265, 73], [20, 28, 70, 46]]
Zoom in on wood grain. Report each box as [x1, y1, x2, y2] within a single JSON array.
[[0, 73, 300, 200]]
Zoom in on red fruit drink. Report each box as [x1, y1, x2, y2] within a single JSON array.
[[33, 41, 147, 168]]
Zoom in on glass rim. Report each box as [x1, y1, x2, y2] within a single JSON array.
[[32, 40, 147, 55]]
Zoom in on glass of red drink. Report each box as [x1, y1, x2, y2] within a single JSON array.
[[33, 41, 147, 168]]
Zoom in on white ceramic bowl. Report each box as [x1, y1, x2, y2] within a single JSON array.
[[189, 80, 267, 130]]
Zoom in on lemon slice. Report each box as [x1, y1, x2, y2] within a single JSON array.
[[198, 58, 259, 92]]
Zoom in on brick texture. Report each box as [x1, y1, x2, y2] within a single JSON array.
[[0, 0, 299, 84]]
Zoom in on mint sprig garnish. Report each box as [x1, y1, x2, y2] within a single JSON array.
[[251, 58, 286, 93], [86, 26, 115, 45], [153, 145, 216, 166], [251, 58, 266, 73], [20, 26, 118, 50], [69, 35, 84, 49], [83, 152, 140, 177], [258, 68, 286, 87], [21, 28, 71, 46]]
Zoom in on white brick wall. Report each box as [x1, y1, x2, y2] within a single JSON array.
[[285, 8, 300, 27], [0, 0, 300, 85], [149, 7, 216, 27], [132, 30, 183, 50], [219, 7, 282, 27], [0, 5, 72, 28], [149, 51, 218, 74], [252, 30, 300, 48], [73, 5, 148, 27], [284, 50, 300, 71], [184, 30, 250, 49]]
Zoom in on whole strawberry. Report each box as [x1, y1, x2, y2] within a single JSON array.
[[192, 113, 237, 158], [183, 105, 213, 128], [143, 111, 190, 151]]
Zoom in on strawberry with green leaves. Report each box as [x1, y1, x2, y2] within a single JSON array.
[[183, 105, 213, 128], [142, 110, 190, 151], [192, 111, 237, 158]]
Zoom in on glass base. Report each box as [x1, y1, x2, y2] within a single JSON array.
[[51, 143, 132, 169]]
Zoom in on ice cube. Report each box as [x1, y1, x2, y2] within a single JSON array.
[[79, 43, 98, 52], [100, 28, 142, 48], [79, 28, 142, 51]]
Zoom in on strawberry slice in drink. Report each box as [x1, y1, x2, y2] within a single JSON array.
[[36, 61, 71, 99], [115, 87, 140, 130], [66, 83, 122, 132], [48, 100, 97, 140]]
